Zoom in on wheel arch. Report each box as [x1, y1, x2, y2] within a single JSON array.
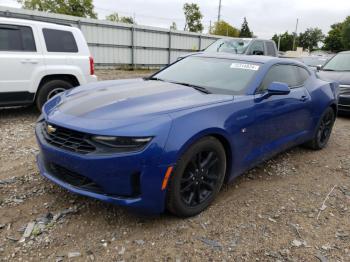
[[329, 102, 338, 115], [35, 74, 80, 101]]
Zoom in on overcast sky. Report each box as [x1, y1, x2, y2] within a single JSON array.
[[1, 0, 349, 38]]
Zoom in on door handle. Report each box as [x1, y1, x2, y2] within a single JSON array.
[[300, 95, 308, 102], [20, 59, 38, 64]]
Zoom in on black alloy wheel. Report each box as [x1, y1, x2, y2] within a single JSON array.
[[180, 151, 220, 207], [166, 137, 226, 217], [305, 107, 335, 150], [317, 108, 335, 147]]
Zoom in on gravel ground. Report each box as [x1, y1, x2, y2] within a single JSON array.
[[0, 70, 350, 261]]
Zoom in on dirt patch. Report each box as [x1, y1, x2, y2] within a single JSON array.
[[0, 70, 349, 261]]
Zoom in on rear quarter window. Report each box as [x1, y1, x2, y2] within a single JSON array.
[[265, 42, 276, 56], [43, 28, 78, 53], [0, 24, 36, 52]]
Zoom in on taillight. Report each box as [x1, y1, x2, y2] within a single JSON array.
[[89, 56, 94, 75]]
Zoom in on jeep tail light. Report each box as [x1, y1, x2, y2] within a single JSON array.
[[89, 56, 94, 75]]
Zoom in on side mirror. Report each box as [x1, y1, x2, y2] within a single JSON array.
[[267, 82, 290, 95], [255, 82, 290, 102], [316, 65, 322, 71]]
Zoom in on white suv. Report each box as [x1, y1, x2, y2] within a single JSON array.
[[0, 17, 97, 110]]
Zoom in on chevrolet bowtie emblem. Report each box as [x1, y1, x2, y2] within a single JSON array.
[[47, 124, 56, 134]]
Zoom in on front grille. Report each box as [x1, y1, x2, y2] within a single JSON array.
[[41, 122, 96, 154], [49, 163, 103, 193], [340, 85, 350, 95]]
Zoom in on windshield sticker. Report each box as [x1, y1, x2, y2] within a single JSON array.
[[230, 63, 260, 71]]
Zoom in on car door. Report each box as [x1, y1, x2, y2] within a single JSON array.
[[40, 27, 78, 75], [249, 64, 313, 163], [0, 23, 43, 102]]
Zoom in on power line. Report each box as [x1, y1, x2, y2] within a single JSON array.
[[2, 0, 215, 33], [94, 4, 214, 24]]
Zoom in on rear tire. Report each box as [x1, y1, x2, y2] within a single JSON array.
[[304, 107, 335, 150], [36, 80, 73, 111], [166, 137, 226, 217]]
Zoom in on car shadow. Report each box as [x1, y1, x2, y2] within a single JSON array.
[[0, 105, 40, 120]]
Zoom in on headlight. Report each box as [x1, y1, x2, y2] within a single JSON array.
[[91, 136, 153, 152]]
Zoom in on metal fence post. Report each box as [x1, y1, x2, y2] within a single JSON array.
[[131, 26, 135, 69], [168, 30, 172, 65]]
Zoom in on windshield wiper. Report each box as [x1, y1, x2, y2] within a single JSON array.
[[322, 69, 335, 71], [168, 81, 211, 94], [217, 42, 225, 52], [145, 77, 211, 94]]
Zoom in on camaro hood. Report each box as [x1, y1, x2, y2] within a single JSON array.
[[317, 71, 350, 85], [43, 79, 232, 133]]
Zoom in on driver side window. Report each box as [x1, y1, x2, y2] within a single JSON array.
[[258, 65, 304, 93]]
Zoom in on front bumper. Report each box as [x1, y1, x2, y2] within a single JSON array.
[[35, 123, 169, 214]]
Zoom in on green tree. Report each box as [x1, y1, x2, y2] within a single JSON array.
[[106, 12, 135, 24], [183, 3, 203, 33], [170, 22, 177, 30], [323, 23, 344, 52], [298, 28, 324, 51], [211, 20, 239, 37], [272, 31, 295, 52], [106, 12, 119, 22], [119, 16, 134, 24], [341, 16, 350, 50], [18, 0, 97, 18], [239, 17, 252, 37]]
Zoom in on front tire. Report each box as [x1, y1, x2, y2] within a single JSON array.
[[36, 80, 73, 111], [166, 137, 226, 217], [305, 107, 335, 150]]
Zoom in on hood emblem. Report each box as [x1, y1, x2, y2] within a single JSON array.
[[47, 124, 56, 134]]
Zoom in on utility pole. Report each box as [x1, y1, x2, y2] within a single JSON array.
[[278, 36, 281, 52], [209, 20, 212, 34], [218, 0, 222, 22], [292, 18, 299, 51]]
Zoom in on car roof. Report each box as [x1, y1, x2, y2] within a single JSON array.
[[0, 17, 74, 30], [339, 51, 350, 54]]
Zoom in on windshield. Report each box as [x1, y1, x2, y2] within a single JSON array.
[[205, 39, 251, 54], [152, 56, 260, 95], [322, 53, 350, 71], [302, 57, 328, 67]]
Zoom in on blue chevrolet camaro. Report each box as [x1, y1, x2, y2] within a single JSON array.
[[36, 54, 339, 217]]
